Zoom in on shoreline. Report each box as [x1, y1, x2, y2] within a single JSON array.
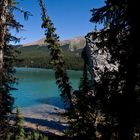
[[19, 104, 68, 136], [15, 67, 82, 72]]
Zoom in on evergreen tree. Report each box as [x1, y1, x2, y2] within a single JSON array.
[[0, 1, 30, 139], [65, 0, 140, 139], [87, 0, 140, 139], [0, 1, 15, 139], [11, 108, 25, 140], [39, 0, 73, 107], [66, 62, 97, 140]]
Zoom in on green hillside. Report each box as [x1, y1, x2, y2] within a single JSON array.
[[15, 43, 84, 70]]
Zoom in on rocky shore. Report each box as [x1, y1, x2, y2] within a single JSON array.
[[20, 104, 68, 136]]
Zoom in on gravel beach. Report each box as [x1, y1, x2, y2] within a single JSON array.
[[20, 104, 68, 136]]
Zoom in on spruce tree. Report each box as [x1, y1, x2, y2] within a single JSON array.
[[0, 1, 30, 139], [88, 0, 140, 139], [11, 108, 25, 140], [39, 0, 73, 107], [0, 1, 14, 138], [66, 62, 97, 139], [65, 0, 140, 139]]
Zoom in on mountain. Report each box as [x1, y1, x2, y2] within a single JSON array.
[[22, 36, 86, 51], [23, 38, 45, 46], [60, 37, 85, 51], [16, 37, 85, 70]]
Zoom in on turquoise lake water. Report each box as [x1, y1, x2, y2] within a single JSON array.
[[12, 68, 82, 108]]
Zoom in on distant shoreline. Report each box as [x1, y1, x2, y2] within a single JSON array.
[[14, 67, 82, 72]]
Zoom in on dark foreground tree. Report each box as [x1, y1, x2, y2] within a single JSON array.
[[63, 0, 140, 139], [0, 0, 30, 139], [0, 0, 15, 138], [87, 0, 140, 139]]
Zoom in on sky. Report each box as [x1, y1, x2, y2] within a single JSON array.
[[13, 0, 105, 44]]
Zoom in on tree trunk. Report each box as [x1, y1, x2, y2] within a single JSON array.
[[0, 0, 8, 132], [0, 0, 7, 85]]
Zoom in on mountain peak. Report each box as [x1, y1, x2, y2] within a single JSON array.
[[23, 38, 45, 47], [23, 36, 85, 47]]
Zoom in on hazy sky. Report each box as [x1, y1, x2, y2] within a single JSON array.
[[13, 0, 105, 44]]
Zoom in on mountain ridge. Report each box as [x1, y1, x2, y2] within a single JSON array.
[[22, 36, 86, 51], [16, 36, 85, 70]]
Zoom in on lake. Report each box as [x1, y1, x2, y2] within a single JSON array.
[[12, 68, 82, 108]]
